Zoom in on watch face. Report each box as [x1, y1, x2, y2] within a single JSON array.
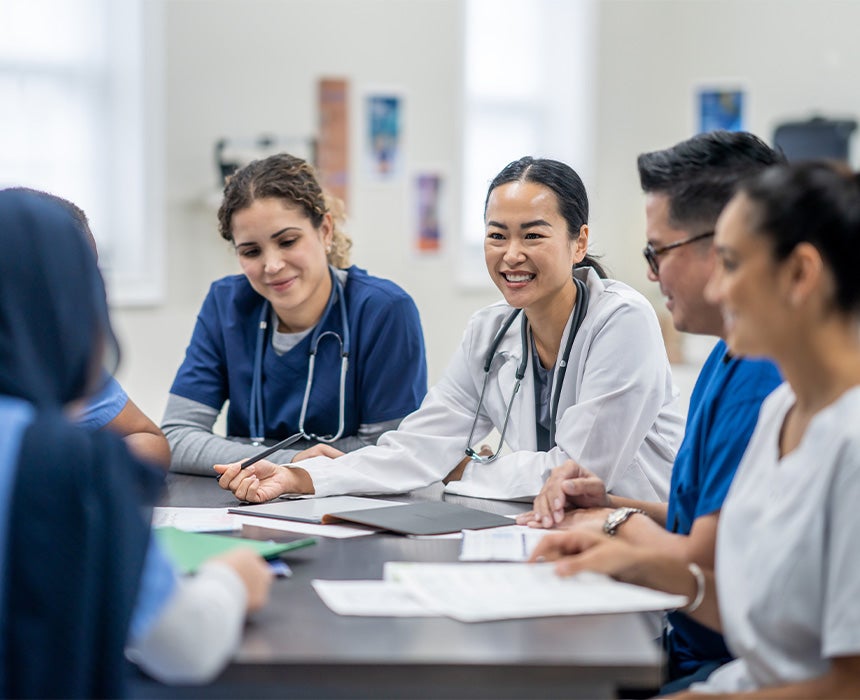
[[605, 507, 638, 535]]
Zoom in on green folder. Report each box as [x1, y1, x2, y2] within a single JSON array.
[[155, 526, 316, 574]]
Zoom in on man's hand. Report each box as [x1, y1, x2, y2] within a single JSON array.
[[213, 459, 314, 502], [517, 460, 610, 528]]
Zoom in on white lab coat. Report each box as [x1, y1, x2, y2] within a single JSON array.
[[300, 268, 684, 501]]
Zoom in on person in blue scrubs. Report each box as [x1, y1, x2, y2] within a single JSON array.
[[0, 189, 272, 692], [163, 153, 428, 475], [0, 189, 165, 696], [519, 131, 784, 691], [20, 188, 172, 468]]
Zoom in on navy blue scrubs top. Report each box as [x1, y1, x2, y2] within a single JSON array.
[[170, 266, 428, 442]]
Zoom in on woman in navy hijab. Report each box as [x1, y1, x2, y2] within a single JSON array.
[[0, 189, 163, 697]]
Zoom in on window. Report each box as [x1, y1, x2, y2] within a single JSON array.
[[0, 0, 164, 305], [460, 0, 596, 287]]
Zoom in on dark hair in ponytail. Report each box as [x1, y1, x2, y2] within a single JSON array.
[[740, 161, 860, 313], [485, 156, 608, 278]]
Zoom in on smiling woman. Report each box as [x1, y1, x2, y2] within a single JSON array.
[[214, 156, 685, 506], [532, 161, 860, 699], [162, 153, 428, 475]]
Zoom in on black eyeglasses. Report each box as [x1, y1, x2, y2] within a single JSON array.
[[643, 231, 714, 276]]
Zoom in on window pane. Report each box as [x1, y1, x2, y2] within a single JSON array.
[[466, 0, 540, 101], [0, 73, 107, 252], [0, 0, 107, 65], [462, 108, 540, 248]]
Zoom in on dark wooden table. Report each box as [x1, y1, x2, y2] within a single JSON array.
[[132, 475, 664, 699]]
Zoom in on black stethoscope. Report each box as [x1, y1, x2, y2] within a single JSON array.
[[249, 266, 350, 445], [464, 275, 590, 462]]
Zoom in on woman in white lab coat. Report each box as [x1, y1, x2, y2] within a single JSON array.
[[216, 157, 684, 502]]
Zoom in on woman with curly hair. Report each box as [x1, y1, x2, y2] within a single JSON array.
[[164, 153, 427, 474]]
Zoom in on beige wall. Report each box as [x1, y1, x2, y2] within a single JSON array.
[[113, 0, 860, 423], [592, 0, 860, 297]]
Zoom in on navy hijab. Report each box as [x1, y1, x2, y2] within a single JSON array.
[[0, 190, 163, 698]]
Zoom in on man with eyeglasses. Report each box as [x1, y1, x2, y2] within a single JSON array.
[[520, 130, 784, 692]]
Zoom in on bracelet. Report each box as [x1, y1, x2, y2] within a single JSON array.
[[683, 562, 706, 614]]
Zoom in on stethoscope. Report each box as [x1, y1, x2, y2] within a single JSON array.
[[249, 266, 350, 445], [464, 275, 590, 462]]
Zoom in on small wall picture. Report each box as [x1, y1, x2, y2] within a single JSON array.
[[414, 173, 442, 253], [365, 94, 402, 179], [698, 88, 744, 133]]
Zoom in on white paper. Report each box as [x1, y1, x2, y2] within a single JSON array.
[[152, 507, 239, 532], [312, 580, 438, 617], [388, 562, 688, 623], [232, 515, 379, 539], [459, 525, 550, 561]]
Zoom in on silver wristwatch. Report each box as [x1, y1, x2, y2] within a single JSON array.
[[603, 507, 645, 536]]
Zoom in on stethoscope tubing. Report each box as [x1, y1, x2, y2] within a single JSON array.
[[465, 275, 589, 461], [249, 266, 350, 445]]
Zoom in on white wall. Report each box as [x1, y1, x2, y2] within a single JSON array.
[[113, 0, 502, 423], [113, 0, 860, 422], [590, 0, 860, 362]]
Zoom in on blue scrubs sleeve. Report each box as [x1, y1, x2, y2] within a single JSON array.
[[74, 375, 128, 431], [169, 288, 231, 411], [128, 539, 178, 643], [355, 294, 427, 423], [695, 395, 770, 517], [667, 351, 782, 534], [0, 398, 35, 682]]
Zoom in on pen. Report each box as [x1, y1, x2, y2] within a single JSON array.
[[240, 432, 304, 469]]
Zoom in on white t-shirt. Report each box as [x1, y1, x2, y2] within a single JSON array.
[[694, 383, 860, 693]]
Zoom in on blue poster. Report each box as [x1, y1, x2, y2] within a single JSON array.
[[698, 89, 744, 133], [366, 95, 401, 179]]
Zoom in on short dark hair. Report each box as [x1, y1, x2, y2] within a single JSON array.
[[740, 161, 860, 314], [637, 130, 785, 231], [485, 156, 607, 278]]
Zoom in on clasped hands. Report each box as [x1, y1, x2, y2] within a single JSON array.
[[522, 460, 649, 589], [516, 459, 614, 531]]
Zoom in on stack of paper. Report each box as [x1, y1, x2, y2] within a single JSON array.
[[312, 562, 687, 622]]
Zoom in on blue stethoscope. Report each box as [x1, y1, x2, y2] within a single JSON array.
[[464, 275, 589, 462], [249, 266, 350, 445]]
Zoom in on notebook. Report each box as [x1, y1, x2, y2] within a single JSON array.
[[231, 497, 512, 536], [154, 526, 316, 574]]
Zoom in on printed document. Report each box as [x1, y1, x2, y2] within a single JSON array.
[[313, 562, 687, 621], [459, 525, 550, 561]]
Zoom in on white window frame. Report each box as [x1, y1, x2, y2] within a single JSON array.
[[459, 0, 597, 288]]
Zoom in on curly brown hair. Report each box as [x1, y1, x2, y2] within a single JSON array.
[[217, 153, 352, 268]]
